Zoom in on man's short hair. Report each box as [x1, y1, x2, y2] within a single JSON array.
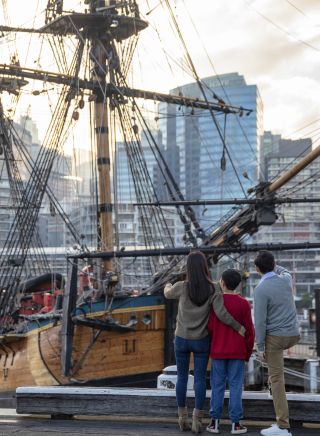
[[221, 269, 242, 291], [254, 250, 275, 274]]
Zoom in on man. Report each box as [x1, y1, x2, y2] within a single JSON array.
[[254, 251, 300, 436]]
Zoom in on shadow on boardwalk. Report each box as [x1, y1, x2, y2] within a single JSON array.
[[0, 417, 319, 436]]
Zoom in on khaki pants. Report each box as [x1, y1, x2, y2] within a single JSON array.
[[265, 335, 300, 428]]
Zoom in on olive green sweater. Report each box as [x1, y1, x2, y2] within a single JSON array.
[[164, 281, 242, 339]]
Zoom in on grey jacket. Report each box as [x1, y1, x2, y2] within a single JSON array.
[[254, 266, 300, 351]]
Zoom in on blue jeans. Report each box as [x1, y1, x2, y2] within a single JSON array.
[[210, 359, 245, 423], [174, 335, 210, 410]]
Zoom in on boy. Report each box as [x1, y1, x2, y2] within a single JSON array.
[[207, 269, 255, 434]]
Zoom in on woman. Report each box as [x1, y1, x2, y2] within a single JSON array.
[[164, 251, 245, 433]]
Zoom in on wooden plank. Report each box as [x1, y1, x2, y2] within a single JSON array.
[[16, 387, 320, 424]]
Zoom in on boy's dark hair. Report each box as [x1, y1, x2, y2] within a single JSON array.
[[221, 269, 241, 291], [254, 250, 275, 274]]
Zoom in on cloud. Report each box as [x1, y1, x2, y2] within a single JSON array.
[[5, 0, 320, 140], [261, 76, 320, 135], [170, 0, 320, 136]]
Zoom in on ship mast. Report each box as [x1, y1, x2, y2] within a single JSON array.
[[0, 0, 269, 305], [86, 0, 147, 278], [44, 0, 149, 280], [0, 1, 318, 334], [95, 82, 113, 273], [0, 0, 250, 297], [89, 6, 113, 273]]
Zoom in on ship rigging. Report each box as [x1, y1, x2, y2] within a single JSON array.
[[0, 0, 318, 390]]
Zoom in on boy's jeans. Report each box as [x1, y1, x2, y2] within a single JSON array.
[[210, 359, 245, 423], [174, 335, 210, 410]]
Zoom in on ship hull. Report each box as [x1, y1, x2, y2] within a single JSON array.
[[0, 295, 171, 392]]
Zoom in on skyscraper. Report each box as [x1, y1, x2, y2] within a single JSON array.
[[159, 72, 264, 230]]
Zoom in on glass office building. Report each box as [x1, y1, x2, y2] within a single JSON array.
[[159, 72, 264, 232]]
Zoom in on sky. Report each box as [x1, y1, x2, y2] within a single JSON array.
[[1, 0, 320, 141], [136, 0, 320, 139]]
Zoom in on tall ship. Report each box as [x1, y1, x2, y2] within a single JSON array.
[[0, 0, 318, 395]]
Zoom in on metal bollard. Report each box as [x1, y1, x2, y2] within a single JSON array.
[[245, 355, 263, 388]]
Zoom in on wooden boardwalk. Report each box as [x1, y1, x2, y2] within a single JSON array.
[[0, 414, 319, 436], [16, 387, 320, 425], [12, 386, 320, 435]]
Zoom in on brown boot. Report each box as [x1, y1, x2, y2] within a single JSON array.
[[192, 408, 204, 433], [178, 407, 190, 431]]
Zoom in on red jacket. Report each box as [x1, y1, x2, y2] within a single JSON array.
[[208, 293, 255, 361]]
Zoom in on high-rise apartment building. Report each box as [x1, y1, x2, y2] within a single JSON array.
[[250, 134, 320, 296], [113, 135, 183, 289], [159, 73, 264, 228]]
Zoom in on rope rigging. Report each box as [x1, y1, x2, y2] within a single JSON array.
[[163, 0, 247, 198], [179, 0, 265, 181], [80, 22, 206, 249], [113, 72, 176, 253], [0, 0, 317, 308], [0, 39, 85, 323], [10, 121, 87, 249], [0, 104, 49, 276]]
